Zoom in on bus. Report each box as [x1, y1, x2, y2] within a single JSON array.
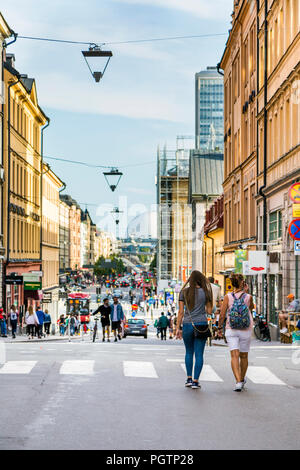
[[66, 292, 91, 324]]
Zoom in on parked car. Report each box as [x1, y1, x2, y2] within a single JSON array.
[[123, 318, 148, 339], [113, 289, 123, 299]]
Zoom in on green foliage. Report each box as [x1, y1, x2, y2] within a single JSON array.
[[150, 253, 157, 271], [94, 255, 125, 277]]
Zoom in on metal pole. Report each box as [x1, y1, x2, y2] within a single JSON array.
[[296, 256, 299, 299]]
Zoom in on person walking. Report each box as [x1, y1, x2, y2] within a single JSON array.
[[93, 298, 111, 342], [217, 273, 254, 392], [0, 308, 7, 337], [9, 305, 18, 339], [175, 271, 213, 389], [158, 312, 168, 340], [35, 306, 45, 339], [44, 309, 51, 336], [58, 315, 66, 336], [69, 315, 76, 336], [25, 306, 39, 339], [110, 296, 124, 342]]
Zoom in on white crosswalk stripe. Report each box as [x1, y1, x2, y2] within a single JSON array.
[[0, 360, 290, 386], [246, 366, 286, 385], [181, 363, 223, 382], [123, 361, 158, 378], [59, 360, 95, 375], [0, 361, 37, 374]]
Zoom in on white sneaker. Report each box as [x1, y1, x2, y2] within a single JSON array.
[[280, 327, 288, 334], [241, 378, 247, 389], [234, 382, 243, 392]]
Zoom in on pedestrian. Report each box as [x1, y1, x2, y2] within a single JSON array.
[[25, 306, 39, 340], [58, 315, 66, 336], [217, 273, 254, 392], [35, 305, 45, 339], [0, 308, 7, 337], [158, 312, 168, 340], [69, 314, 76, 336], [93, 298, 111, 342], [168, 313, 174, 339], [44, 309, 51, 336], [110, 296, 124, 342], [154, 318, 160, 338], [208, 276, 221, 314], [9, 305, 18, 339], [175, 270, 213, 389]]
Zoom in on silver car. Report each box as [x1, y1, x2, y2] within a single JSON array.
[[124, 318, 147, 339]]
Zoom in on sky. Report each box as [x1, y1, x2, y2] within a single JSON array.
[[2, 0, 233, 236]]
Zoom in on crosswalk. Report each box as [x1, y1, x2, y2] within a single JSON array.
[[0, 359, 290, 386]]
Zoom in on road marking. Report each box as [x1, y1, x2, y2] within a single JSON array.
[[0, 361, 37, 374], [167, 359, 183, 362], [277, 357, 290, 360], [59, 360, 95, 375], [247, 366, 286, 385], [255, 356, 268, 359], [123, 361, 158, 378], [132, 347, 169, 351], [181, 364, 223, 382]]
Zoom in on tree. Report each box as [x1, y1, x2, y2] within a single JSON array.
[[94, 255, 125, 278]]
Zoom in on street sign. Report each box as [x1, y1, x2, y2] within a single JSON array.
[[42, 292, 52, 303], [225, 278, 233, 294], [294, 241, 300, 256], [289, 182, 300, 203], [248, 251, 268, 274], [132, 312, 136, 318], [24, 281, 42, 291], [288, 219, 300, 240], [293, 204, 300, 218], [30, 271, 43, 277]]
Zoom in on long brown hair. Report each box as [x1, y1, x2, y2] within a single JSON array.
[[180, 270, 213, 311]]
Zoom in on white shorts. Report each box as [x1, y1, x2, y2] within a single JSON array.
[[225, 329, 252, 353]]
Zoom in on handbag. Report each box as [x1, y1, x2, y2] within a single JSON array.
[[183, 291, 211, 340]]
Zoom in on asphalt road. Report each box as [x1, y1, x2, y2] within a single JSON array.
[[1, 286, 299, 450], [1, 333, 300, 450]]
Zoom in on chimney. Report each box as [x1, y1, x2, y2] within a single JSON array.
[[6, 53, 16, 68]]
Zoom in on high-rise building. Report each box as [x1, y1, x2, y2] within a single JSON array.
[[195, 66, 224, 153]]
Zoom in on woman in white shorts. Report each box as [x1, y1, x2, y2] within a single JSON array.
[[218, 273, 254, 392]]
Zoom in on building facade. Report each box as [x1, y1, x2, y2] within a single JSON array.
[[0, 15, 11, 307], [256, 0, 300, 324], [195, 66, 224, 152], [60, 195, 81, 271], [219, 0, 258, 280], [3, 54, 47, 311], [41, 163, 63, 321], [59, 197, 70, 272]]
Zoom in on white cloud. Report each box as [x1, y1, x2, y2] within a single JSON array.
[[111, 0, 232, 20]]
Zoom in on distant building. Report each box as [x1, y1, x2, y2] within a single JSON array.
[[195, 66, 224, 153], [59, 198, 70, 271], [60, 195, 81, 270]]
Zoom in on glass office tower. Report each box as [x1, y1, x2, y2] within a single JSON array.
[[195, 66, 224, 153]]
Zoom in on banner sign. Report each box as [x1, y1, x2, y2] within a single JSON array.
[[248, 251, 268, 275], [24, 281, 42, 291], [235, 250, 247, 274]]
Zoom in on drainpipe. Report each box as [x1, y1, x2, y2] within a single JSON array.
[[7, 74, 21, 264], [216, 63, 224, 77], [258, 0, 268, 319], [203, 240, 207, 276], [40, 117, 50, 272], [206, 234, 215, 279]]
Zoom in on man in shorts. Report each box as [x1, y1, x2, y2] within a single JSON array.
[[110, 296, 124, 342]]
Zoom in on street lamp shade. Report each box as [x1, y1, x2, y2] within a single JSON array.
[[103, 168, 123, 192], [82, 45, 113, 83]]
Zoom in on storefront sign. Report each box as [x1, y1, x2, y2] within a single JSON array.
[[288, 219, 300, 241], [289, 182, 300, 203], [42, 292, 52, 303], [30, 271, 43, 277], [24, 281, 42, 291], [248, 251, 268, 274], [23, 274, 40, 283], [235, 250, 247, 274], [5, 275, 23, 285]]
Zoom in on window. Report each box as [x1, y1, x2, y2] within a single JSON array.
[[269, 211, 282, 241]]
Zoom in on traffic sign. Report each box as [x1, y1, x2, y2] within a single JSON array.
[[289, 182, 300, 203], [288, 219, 300, 240], [294, 241, 300, 256], [225, 278, 233, 294], [293, 204, 300, 218]]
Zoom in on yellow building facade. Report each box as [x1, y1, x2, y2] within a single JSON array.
[[41, 164, 63, 320], [4, 54, 47, 310]]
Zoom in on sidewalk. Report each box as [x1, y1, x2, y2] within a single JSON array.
[[1, 334, 84, 344]]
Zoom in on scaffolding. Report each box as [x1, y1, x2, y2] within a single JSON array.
[[157, 137, 193, 283]]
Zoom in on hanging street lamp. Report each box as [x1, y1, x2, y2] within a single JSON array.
[[111, 207, 123, 239], [103, 167, 123, 192], [82, 44, 113, 82]]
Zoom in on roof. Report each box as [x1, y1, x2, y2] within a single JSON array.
[[189, 152, 224, 202], [195, 67, 223, 80]]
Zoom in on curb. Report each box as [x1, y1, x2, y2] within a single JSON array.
[[3, 336, 84, 344]]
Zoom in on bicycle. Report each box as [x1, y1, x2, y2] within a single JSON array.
[[254, 315, 271, 342]]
